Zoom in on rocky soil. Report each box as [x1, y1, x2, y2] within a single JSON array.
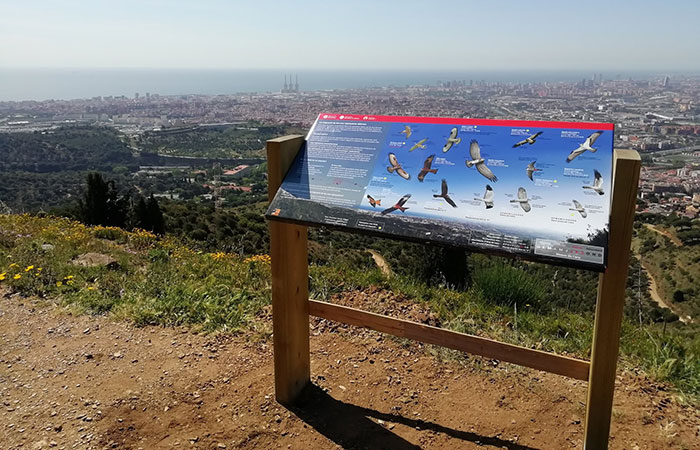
[[1, 287, 699, 450]]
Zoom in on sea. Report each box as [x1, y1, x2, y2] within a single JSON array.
[[0, 68, 680, 102]]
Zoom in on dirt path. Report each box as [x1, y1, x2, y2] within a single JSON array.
[[644, 223, 683, 247], [1, 288, 699, 450], [367, 250, 392, 277], [641, 261, 692, 324]]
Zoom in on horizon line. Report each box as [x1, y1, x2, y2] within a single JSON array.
[[1, 66, 700, 74]]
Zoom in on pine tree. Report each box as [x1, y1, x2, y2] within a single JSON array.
[[78, 173, 126, 227], [133, 195, 149, 230], [146, 195, 165, 235]]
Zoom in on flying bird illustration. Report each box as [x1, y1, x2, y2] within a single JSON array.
[[442, 127, 462, 153], [513, 131, 542, 148], [526, 161, 541, 181], [570, 200, 587, 218], [566, 131, 604, 163], [433, 179, 457, 208], [417, 154, 438, 182], [474, 184, 494, 209], [386, 153, 410, 180], [409, 138, 428, 152], [381, 194, 411, 215], [366, 195, 381, 207], [583, 169, 605, 195], [466, 139, 498, 182], [510, 187, 531, 212], [401, 125, 412, 139]]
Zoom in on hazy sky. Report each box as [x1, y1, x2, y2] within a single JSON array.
[[2, 0, 700, 71]]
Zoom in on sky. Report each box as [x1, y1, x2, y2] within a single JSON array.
[[2, 0, 700, 71]]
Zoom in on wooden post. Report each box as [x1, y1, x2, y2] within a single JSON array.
[[267, 135, 310, 405], [584, 150, 641, 449]]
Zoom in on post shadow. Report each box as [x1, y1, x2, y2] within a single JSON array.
[[289, 384, 540, 450]]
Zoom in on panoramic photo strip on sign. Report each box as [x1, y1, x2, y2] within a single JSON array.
[[266, 114, 615, 271]]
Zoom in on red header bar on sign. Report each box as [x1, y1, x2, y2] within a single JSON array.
[[317, 113, 614, 131]]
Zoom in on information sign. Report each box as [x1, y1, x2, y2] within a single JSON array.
[[266, 113, 615, 270]]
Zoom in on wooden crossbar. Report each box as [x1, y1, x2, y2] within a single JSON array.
[[309, 300, 591, 381]]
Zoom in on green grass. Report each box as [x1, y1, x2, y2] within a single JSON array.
[[0, 215, 271, 332], [308, 256, 699, 402]]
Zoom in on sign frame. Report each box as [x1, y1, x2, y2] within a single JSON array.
[[266, 133, 640, 450]]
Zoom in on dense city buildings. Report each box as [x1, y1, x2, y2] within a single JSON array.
[[1, 74, 699, 215]]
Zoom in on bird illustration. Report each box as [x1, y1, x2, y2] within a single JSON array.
[[409, 138, 428, 152], [510, 187, 531, 212], [401, 125, 412, 139], [381, 194, 411, 215], [386, 153, 410, 180], [513, 131, 542, 148], [583, 169, 605, 195], [566, 131, 603, 163], [417, 154, 438, 182], [433, 179, 457, 208], [366, 195, 381, 207], [442, 127, 462, 153], [570, 200, 587, 218], [466, 140, 498, 182], [474, 184, 494, 209], [526, 161, 541, 181]]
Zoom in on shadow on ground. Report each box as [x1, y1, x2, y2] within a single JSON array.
[[290, 384, 539, 450]]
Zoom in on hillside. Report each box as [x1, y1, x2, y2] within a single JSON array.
[[0, 213, 699, 449], [634, 218, 700, 323], [3, 287, 699, 449], [0, 213, 698, 396], [136, 124, 299, 159], [0, 126, 135, 173]]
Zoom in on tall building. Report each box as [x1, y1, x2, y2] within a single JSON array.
[[663, 75, 670, 87], [282, 73, 299, 93]]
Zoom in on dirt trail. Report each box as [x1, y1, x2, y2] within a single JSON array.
[[1, 288, 699, 450], [367, 249, 392, 277], [644, 224, 683, 247], [640, 261, 692, 324]]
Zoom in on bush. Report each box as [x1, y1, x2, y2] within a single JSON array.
[[472, 263, 545, 307]]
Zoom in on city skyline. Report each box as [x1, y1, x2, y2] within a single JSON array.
[[2, 0, 700, 71]]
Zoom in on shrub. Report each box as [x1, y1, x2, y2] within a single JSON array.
[[472, 263, 545, 307]]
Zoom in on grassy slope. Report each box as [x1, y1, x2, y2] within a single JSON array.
[[1, 214, 698, 402], [634, 224, 700, 320]]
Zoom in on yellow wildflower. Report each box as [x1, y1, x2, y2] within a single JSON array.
[[244, 254, 272, 265], [56, 281, 63, 287], [37, 268, 42, 272], [65, 275, 74, 280], [13, 274, 21, 280], [25, 265, 34, 272], [9, 263, 18, 269], [0, 273, 6, 281], [87, 286, 95, 291]]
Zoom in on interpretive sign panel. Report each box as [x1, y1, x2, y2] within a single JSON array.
[[266, 113, 615, 270]]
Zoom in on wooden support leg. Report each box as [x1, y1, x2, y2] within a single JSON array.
[[270, 221, 310, 404], [584, 150, 641, 449], [266, 135, 310, 405]]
